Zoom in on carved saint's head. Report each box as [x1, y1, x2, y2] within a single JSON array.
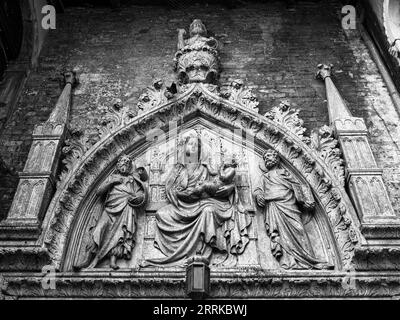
[[189, 19, 207, 37], [179, 130, 202, 164], [185, 135, 200, 159], [117, 155, 132, 175], [263, 149, 280, 169]]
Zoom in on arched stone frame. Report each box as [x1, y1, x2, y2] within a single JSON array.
[[39, 83, 362, 272], [62, 118, 339, 271]]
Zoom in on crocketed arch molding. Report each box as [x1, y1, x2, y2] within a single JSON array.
[[39, 83, 361, 271]]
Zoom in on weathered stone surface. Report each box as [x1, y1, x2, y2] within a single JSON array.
[[2, 1, 400, 220], [1, 1, 400, 300]]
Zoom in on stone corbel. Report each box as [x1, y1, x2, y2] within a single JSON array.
[[0, 71, 78, 241], [317, 64, 400, 251]]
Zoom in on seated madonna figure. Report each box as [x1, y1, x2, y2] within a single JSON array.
[[143, 130, 251, 267]]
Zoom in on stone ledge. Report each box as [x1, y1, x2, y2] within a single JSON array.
[[0, 247, 51, 272], [361, 221, 400, 240], [0, 221, 41, 241], [2, 272, 400, 299], [352, 245, 400, 271]]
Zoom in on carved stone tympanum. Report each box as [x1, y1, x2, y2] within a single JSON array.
[[10, 18, 400, 299]]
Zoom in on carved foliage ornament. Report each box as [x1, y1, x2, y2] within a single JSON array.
[[222, 79, 259, 113], [310, 125, 345, 187], [44, 84, 359, 271], [46, 19, 357, 271], [264, 100, 308, 144], [174, 19, 220, 84]]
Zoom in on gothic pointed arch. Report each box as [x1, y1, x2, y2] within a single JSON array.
[[39, 80, 360, 272]]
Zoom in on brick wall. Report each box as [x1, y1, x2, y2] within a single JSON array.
[[1, 0, 400, 220]]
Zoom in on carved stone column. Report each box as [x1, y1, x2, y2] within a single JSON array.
[[0, 71, 78, 240], [316, 64, 400, 245]]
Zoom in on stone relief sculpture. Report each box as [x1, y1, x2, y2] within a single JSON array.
[[253, 149, 333, 270], [73, 155, 148, 270], [175, 19, 220, 84], [53, 19, 358, 277], [142, 129, 251, 267]]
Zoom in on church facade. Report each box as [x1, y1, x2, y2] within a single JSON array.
[[1, 0, 400, 299]]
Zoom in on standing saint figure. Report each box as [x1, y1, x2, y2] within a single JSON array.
[[177, 19, 218, 51], [143, 130, 251, 267], [253, 149, 332, 270], [73, 155, 148, 270]]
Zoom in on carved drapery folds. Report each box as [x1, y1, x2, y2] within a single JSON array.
[[72, 155, 148, 270], [10, 19, 400, 299], [35, 21, 363, 274], [39, 76, 360, 272], [253, 149, 334, 270]]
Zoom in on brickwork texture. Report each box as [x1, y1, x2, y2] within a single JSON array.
[[0, 0, 400, 220]]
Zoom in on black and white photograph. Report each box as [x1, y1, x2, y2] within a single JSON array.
[[0, 0, 400, 309]]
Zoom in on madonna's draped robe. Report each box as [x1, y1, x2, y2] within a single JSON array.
[[254, 169, 329, 270], [145, 162, 251, 267]]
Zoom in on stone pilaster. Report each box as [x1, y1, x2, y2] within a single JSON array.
[[0, 71, 78, 240], [317, 64, 400, 245]]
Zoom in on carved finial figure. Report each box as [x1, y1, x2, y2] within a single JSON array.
[[63, 69, 79, 87], [316, 63, 333, 81], [253, 149, 333, 270], [73, 155, 148, 270], [177, 19, 218, 50], [175, 19, 220, 84]]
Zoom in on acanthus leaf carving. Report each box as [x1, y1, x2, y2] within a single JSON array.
[[264, 100, 309, 144], [58, 130, 91, 189], [137, 79, 175, 113], [99, 100, 135, 136], [42, 19, 360, 277], [310, 125, 345, 187], [222, 79, 259, 112]]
